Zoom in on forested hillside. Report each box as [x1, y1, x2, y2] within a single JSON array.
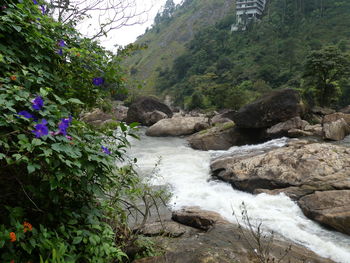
[[123, 0, 234, 95], [126, 0, 350, 110]]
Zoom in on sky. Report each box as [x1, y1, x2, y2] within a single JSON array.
[[77, 0, 182, 51]]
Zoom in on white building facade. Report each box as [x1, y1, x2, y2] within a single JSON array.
[[232, 0, 267, 30]]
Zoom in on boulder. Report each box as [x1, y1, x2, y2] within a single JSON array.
[[287, 129, 314, 138], [188, 122, 254, 150], [81, 108, 112, 124], [233, 89, 304, 128], [323, 112, 350, 124], [304, 124, 323, 136], [141, 221, 187, 237], [211, 142, 350, 193], [114, 105, 128, 121], [339, 105, 350, 114], [311, 106, 335, 116], [125, 97, 173, 126], [323, 118, 350, 141], [266, 117, 309, 138], [298, 190, 350, 235], [171, 206, 228, 231], [193, 121, 210, 132], [144, 110, 168, 126], [211, 109, 236, 125], [146, 116, 208, 137], [210, 141, 350, 235]]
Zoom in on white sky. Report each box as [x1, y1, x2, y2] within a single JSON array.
[[78, 0, 182, 51]]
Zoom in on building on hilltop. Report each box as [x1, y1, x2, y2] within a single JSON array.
[[231, 0, 267, 31]]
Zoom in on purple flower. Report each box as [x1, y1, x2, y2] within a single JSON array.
[[18, 111, 34, 119], [58, 40, 65, 47], [92, 77, 104, 86], [66, 135, 73, 141], [32, 96, 44, 111], [58, 116, 72, 135], [40, 5, 45, 14], [101, 146, 111, 155], [57, 48, 63, 56], [32, 119, 49, 138], [33, 0, 38, 4]]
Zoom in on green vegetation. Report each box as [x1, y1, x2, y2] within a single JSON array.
[[123, 0, 234, 95], [0, 1, 161, 262], [303, 46, 350, 107], [127, 0, 350, 110]]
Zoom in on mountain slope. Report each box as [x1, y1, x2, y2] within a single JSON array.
[[152, 0, 350, 109], [123, 0, 235, 95]]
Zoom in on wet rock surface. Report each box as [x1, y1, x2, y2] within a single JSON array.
[[298, 190, 350, 235], [210, 141, 350, 235], [134, 207, 334, 263]]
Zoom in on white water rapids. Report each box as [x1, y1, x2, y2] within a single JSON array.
[[128, 130, 350, 263]]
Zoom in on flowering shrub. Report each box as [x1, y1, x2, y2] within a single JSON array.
[[0, 0, 149, 262]]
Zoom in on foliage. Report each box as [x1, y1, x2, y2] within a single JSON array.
[[129, 0, 350, 109], [302, 46, 350, 107], [0, 1, 158, 262]]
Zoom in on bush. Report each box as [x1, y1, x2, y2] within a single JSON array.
[[0, 1, 153, 262]]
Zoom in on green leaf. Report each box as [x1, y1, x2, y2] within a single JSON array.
[[72, 236, 82, 245], [68, 98, 84, 104], [12, 25, 22, 32]]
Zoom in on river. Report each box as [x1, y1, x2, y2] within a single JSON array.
[[128, 129, 350, 263]]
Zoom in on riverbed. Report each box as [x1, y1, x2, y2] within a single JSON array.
[[128, 130, 350, 263]]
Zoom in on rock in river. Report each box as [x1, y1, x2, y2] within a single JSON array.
[[211, 141, 350, 235], [146, 116, 208, 137], [232, 88, 304, 128]]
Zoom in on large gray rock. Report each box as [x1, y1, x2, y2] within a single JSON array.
[[266, 117, 309, 138], [304, 124, 323, 136], [211, 142, 350, 193], [311, 106, 335, 116], [126, 97, 173, 126], [144, 110, 168, 126], [135, 209, 334, 263], [188, 122, 254, 150], [172, 207, 228, 231], [114, 105, 128, 121], [340, 105, 350, 114], [146, 117, 208, 137], [211, 109, 236, 125], [299, 190, 350, 235], [233, 89, 304, 128], [210, 141, 350, 235], [323, 118, 350, 141], [323, 112, 350, 125]]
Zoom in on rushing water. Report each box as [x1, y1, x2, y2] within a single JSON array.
[[128, 130, 350, 263]]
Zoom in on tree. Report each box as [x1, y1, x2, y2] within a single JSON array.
[[303, 46, 350, 107], [46, 0, 154, 39]]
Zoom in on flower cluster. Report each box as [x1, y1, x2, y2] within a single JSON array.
[[23, 221, 33, 233], [17, 96, 72, 139], [9, 232, 16, 242]]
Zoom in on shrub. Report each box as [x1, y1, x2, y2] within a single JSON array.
[[0, 1, 152, 262]]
